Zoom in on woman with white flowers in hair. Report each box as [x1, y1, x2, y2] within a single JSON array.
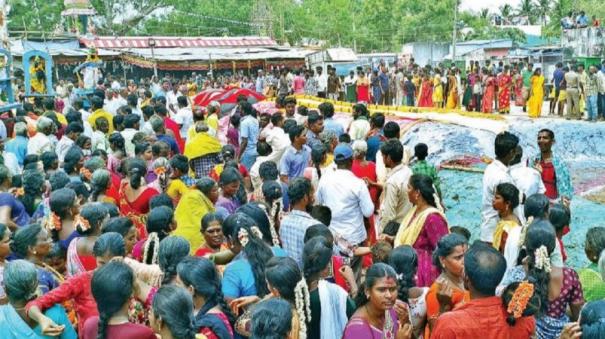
[[231, 256, 312, 338], [497, 219, 585, 339], [0, 260, 76, 338], [221, 213, 284, 303], [382, 174, 448, 287]]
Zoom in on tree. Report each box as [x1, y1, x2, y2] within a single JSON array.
[[499, 4, 513, 21], [516, 0, 535, 24], [536, 0, 551, 24], [479, 8, 490, 20]]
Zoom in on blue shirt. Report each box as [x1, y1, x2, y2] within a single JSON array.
[[5, 135, 28, 166], [553, 68, 565, 89], [366, 132, 385, 162], [279, 145, 311, 179], [222, 246, 286, 298], [324, 118, 344, 137], [306, 130, 322, 148], [0, 304, 77, 339], [239, 115, 259, 155], [279, 210, 320, 266]]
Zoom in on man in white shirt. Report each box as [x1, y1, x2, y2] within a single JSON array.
[[56, 122, 84, 164], [104, 89, 123, 116], [509, 146, 546, 199], [315, 66, 328, 98], [480, 131, 519, 243], [166, 83, 182, 115], [379, 139, 413, 232], [173, 95, 193, 139], [263, 113, 291, 164], [316, 143, 374, 246], [121, 114, 140, 157], [376, 121, 412, 186], [27, 117, 56, 156]]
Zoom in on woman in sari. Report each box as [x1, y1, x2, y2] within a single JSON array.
[[497, 219, 584, 339], [194, 213, 230, 261], [445, 70, 458, 109], [66, 203, 109, 277], [417, 74, 433, 107], [90, 169, 118, 204], [425, 233, 469, 338], [0, 165, 30, 229], [174, 177, 219, 253], [18, 169, 46, 223], [304, 237, 356, 339], [343, 263, 412, 339], [579, 227, 605, 301], [498, 65, 513, 113], [0, 260, 76, 338], [10, 224, 60, 295], [174, 253, 235, 339], [47, 188, 80, 251], [432, 71, 444, 108], [351, 140, 379, 210], [390, 174, 448, 287], [119, 158, 160, 239], [527, 68, 545, 118], [482, 69, 496, 113]]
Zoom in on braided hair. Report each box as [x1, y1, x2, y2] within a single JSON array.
[[91, 261, 133, 339], [19, 169, 45, 216], [152, 285, 197, 339], [523, 219, 556, 315], [388, 245, 418, 302], [177, 257, 236, 333], [158, 236, 190, 285]]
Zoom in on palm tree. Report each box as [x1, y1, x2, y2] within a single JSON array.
[[536, 0, 551, 24], [479, 8, 489, 20], [516, 0, 535, 24], [499, 4, 513, 21]]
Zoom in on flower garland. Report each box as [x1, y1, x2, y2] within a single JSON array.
[[74, 214, 91, 233], [534, 245, 552, 273], [506, 281, 535, 319], [294, 279, 312, 339]]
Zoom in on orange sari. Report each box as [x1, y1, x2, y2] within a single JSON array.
[[425, 279, 470, 338]]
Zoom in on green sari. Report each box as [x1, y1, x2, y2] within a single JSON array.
[[578, 263, 605, 301]]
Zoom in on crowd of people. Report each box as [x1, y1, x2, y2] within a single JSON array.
[[0, 70, 603, 339], [250, 58, 605, 121]]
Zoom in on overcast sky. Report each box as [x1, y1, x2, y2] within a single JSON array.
[[460, 0, 521, 13]]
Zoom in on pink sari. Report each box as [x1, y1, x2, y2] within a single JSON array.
[[66, 238, 97, 278]]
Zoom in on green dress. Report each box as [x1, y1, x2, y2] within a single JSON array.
[[578, 263, 605, 301]]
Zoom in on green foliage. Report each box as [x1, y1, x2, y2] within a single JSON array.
[[8, 0, 605, 52]]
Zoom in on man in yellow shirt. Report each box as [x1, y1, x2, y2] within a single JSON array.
[[87, 96, 114, 133], [42, 98, 67, 125]]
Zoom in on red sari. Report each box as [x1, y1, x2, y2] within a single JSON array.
[[514, 74, 525, 106], [351, 159, 379, 210], [498, 74, 512, 113], [482, 76, 496, 113], [119, 182, 160, 239], [417, 80, 433, 107]]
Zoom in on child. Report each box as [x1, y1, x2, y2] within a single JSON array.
[[371, 241, 393, 264], [578, 227, 605, 301], [549, 203, 571, 263], [491, 183, 521, 255], [166, 154, 194, 204], [449, 226, 471, 242], [310, 205, 332, 227], [411, 143, 441, 196]]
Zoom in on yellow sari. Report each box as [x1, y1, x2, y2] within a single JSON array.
[[492, 219, 520, 251], [446, 75, 458, 109], [432, 75, 443, 105], [527, 75, 544, 118], [173, 189, 215, 253], [394, 206, 446, 247], [184, 131, 222, 160]]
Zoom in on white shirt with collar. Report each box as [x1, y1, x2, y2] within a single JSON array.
[[265, 126, 291, 164], [56, 136, 75, 163], [379, 163, 413, 231], [316, 168, 374, 245], [316, 73, 328, 92], [121, 128, 138, 157], [27, 133, 54, 156], [480, 159, 514, 242], [509, 162, 546, 198]]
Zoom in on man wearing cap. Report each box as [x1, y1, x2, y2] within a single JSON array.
[[316, 143, 374, 246]]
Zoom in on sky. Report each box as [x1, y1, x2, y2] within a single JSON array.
[[459, 0, 521, 14]]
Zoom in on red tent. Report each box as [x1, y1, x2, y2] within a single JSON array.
[[218, 88, 265, 104]]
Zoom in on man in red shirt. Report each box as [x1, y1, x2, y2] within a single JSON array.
[[432, 243, 535, 339]]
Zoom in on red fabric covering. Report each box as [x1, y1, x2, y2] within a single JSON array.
[[163, 117, 184, 152]]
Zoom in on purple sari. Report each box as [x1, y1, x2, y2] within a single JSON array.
[[343, 308, 399, 339]]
